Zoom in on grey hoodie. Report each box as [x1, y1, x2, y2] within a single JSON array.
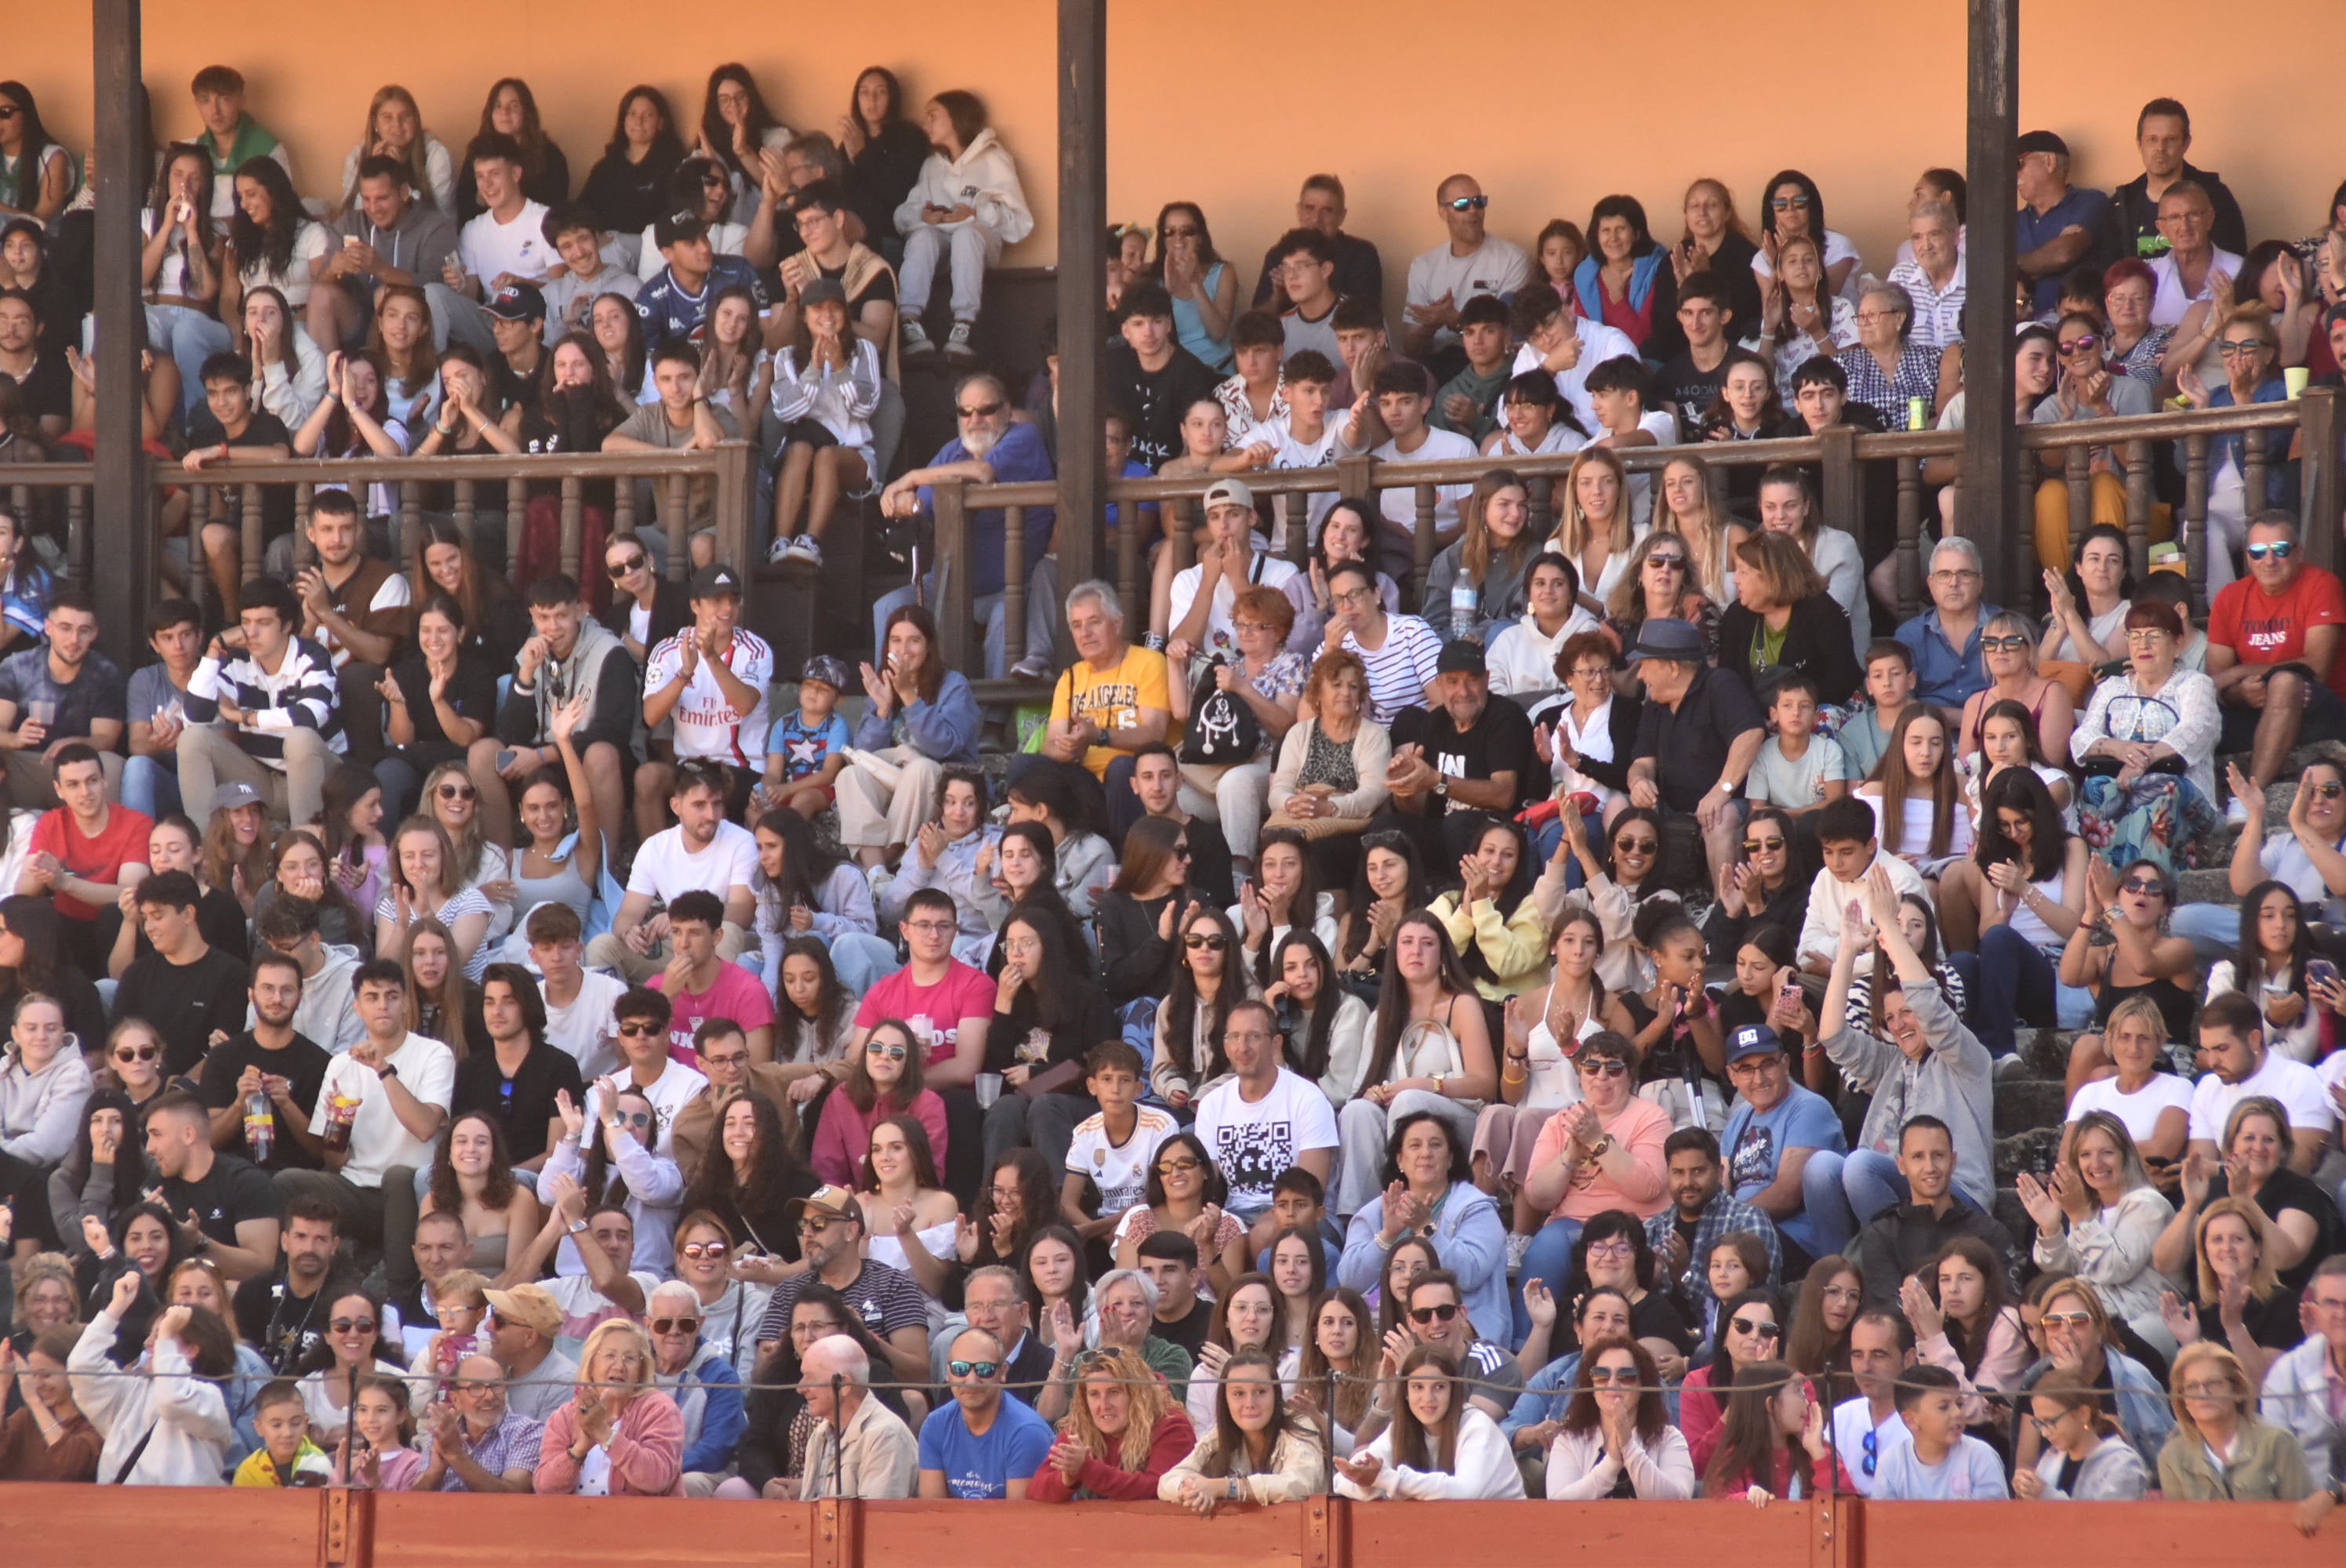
[[248, 942, 365, 1055], [1821, 977, 1996, 1210], [2032, 1436, 2151, 1499]]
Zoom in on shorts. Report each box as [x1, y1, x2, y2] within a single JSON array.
[[2216, 665, 2346, 752], [772, 419, 880, 497]]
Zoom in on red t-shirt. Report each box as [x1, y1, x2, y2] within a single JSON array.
[[28, 804, 155, 920], [2208, 564, 2346, 695], [650, 961, 775, 1068], [853, 960, 998, 1065]]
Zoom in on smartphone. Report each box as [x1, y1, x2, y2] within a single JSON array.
[[1774, 975, 1802, 1014], [494, 748, 521, 771], [2308, 958, 2341, 990]]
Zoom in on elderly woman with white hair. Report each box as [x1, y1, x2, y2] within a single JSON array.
[[533, 1318, 687, 1496], [1035, 1267, 1194, 1424], [798, 1333, 921, 1499], [1837, 281, 1940, 427], [645, 1279, 747, 1496]]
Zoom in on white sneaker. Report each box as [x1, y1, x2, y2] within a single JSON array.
[[1009, 652, 1051, 680], [1993, 1053, 2028, 1083], [942, 320, 977, 363], [1505, 1232, 1533, 1276], [766, 535, 795, 564], [2225, 793, 2253, 826], [900, 318, 935, 361], [792, 535, 824, 566], [865, 862, 893, 898]]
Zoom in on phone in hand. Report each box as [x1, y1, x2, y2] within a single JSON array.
[[1775, 975, 1802, 1014], [494, 748, 521, 771], [2308, 958, 2341, 991]]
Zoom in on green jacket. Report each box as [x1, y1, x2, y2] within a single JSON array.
[[2155, 1418, 2316, 1501]]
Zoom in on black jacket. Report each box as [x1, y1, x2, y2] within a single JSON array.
[[1717, 594, 1863, 707], [600, 579, 691, 657], [2104, 163, 2250, 263], [985, 982, 1120, 1080], [1850, 1200, 2021, 1310]]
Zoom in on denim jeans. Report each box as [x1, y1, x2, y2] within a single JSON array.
[[118, 753, 181, 823], [1797, 1149, 1908, 1258], [1511, 1215, 1585, 1348]]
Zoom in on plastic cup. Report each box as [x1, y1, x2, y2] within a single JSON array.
[[2285, 366, 2311, 400]]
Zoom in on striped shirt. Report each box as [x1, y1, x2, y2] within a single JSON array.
[[1329, 613, 1441, 725], [184, 636, 346, 768]]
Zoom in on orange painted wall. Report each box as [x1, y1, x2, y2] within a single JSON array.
[[20, 1, 2346, 326]]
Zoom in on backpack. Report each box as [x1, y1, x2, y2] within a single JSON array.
[[1179, 655, 1262, 765]]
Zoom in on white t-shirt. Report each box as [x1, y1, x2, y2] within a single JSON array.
[[626, 819, 760, 907], [1066, 1105, 1180, 1217], [1168, 550, 1303, 662], [1405, 238, 1531, 349], [2148, 245, 2246, 329], [459, 200, 557, 291], [1190, 1067, 1339, 1212], [2067, 1072, 2194, 1149], [542, 968, 631, 1080], [1752, 229, 1865, 303], [642, 629, 775, 770], [1370, 427, 1478, 544], [2187, 1053, 2337, 1144], [240, 220, 334, 309], [310, 1034, 457, 1188], [1511, 319, 1640, 433], [1830, 1398, 1909, 1497], [583, 1059, 710, 1161]]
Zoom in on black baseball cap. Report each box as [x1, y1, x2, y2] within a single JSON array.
[[485, 281, 546, 322]]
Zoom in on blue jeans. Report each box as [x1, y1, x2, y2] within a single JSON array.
[[119, 753, 180, 823], [2170, 902, 2245, 964], [872, 561, 1060, 680], [1798, 1149, 1908, 1258], [1511, 1216, 1584, 1348], [826, 931, 902, 996], [1973, 925, 2094, 1057]]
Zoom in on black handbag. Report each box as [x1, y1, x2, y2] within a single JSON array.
[[1179, 656, 1262, 765]]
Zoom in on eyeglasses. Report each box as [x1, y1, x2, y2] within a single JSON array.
[[2039, 1311, 2094, 1330], [2028, 1412, 2073, 1436], [865, 1043, 909, 1061], [2179, 1381, 2238, 1399], [1569, 664, 1611, 681], [1741, 837, 1786, 855], [1980, 635, 2032, 652], [1585, 1240, 1636, 1259], [605, 554, 648, 578], [435, 782, 477, 801], [616, 1022, 664, 1038], [1586, 1367, 1640, 1386], [903, 919, 956, 934], [955, 400, 1006, 419], [2057, 335, 2101, 355], [331, 1317, 377, 1335], [948, 1359, 1002, 1378], [2246, 540, 2297, 560], [649, 1316, 703, 1335], [1929, 568, 1982, 581], [609, 1110, 652, 1129], [1184, 934, 1227, 951], [1407, 1303, 1460, 1324], [113, 1044, 160, 1063], [2119, 877, 2167, 895], [1729, 1316, 1780, 1338], [2217, 339, 2272, 357], [679, 1241, 729, 1260], [1157, 1156, 1201, 1174], [1445, 195, 1488, 212], [1577, 1058, 1629, 1079], [702, 1054, 748, 1072]]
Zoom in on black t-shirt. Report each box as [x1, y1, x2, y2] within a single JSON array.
[[2206, 1167, 2340, 1294], [1397, 693, 1537, 813], [1633, 666, 1766, 814], [1104, 343, 1220, 472], [233, 1266, 336, 1374], [158, 1152, 282, 1248], [9, 350, 70, 425], [114, 945, 252, 1076], [197, 1029, 332, 1171], [125, 886, 249, 966], [183, 408, 297, 538], [1151, 1300, 1215, 1360], [817, 256, 898, 314], [1654, 349, 1732, 426], [451, 1038, 586, 1166], [388, 650, 501, 751], [1566, 1287, 1696, 1354]]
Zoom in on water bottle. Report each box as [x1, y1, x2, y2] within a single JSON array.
[[1449, 578, 1478, 637], [244, 1089, 274, 1163]]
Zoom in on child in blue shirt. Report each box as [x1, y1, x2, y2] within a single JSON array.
[[1870, 1366, 2009, 1499], [765, 654, 851, 818]]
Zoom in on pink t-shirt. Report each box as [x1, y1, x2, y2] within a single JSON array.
[[853, 961, 997, 1066], [1527, 1096, 1676, 1221], [652, 961, 775, 1068]]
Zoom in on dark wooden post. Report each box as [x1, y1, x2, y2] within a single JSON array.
[[1962, 0, 2021, 606], [91, 0, 149, 665], [2302, 387, 2342, 579], [1053, 0, 1107, 666]]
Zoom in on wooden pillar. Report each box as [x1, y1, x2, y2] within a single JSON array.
[[91, 0, 149, 664], [1053, 0, 1106, 665], [1960, 0, 2021, 605]]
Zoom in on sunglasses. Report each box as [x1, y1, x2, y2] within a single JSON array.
[[1587, 1367, 1641, 1386], [609, 1110, 652, 1129], [2119, 877, 2167, 895], [955, 400, 1006, 419], [649, 1316, 703, 1335], [1183, 934, 1227, 950], [1407, 1303, 1460, 1324], [1861, 1428, 1879, 1476], [2246, 540, 2297, 560], [2217, 339, 2272, 356], [679, 1241, 729, 1260], [2039, 1311, 2094, 1330], [616, 1022, 664, 1038], [948, 1359, 1001, 1378], [435, 782, 477, 801], [1445, 195, 1488, 212], [1645, 554, 1686, 570], [1577, 1058, 1629, 1078], [331, 1318, 377, 1335], [797, 1216, 841, 1234], [866, 1043, 908, 1061], [2057, 334, 2101, 355], [1157, 1156, 1201, 1174], [1161, 225, 1199, 238], [1729, 1316, 1781, 1338], [114, 1044, 161, 1063], [1172, 844, 1193, 860], [1980, 635, 2032, 652], [2316, 782, 2346, 800], [1770, 195, 1811, 209], [1614, 837, 1658, 855], [1741, 838, 1787, 855], [605, 554, 648, 578]]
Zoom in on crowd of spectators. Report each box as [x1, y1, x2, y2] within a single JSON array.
[[0, 65, 2341, 1525]]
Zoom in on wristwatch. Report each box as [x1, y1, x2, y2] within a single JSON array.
[[568, 1218, 590, 1236], [376, 1062, 399, 1083], [1430, 774, 1449, 798]]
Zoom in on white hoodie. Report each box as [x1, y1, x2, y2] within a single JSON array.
[[892, 128, 1033, 246], [71, 1309, 236, 1486], [1335, 1406, 1525, 1500], [1484, 607, 1603, 700]]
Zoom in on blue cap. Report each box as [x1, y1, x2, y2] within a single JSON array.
[[1725, 1022, 1784, 1064]]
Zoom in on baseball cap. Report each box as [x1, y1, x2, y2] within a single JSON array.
[[687, 563, 742, 600], [484, 281, 546, 322], [655, 209, 708, 250], [1725, 1023, 1785, 1065], [483, 1283, 562, 1338], [799, 655, 852, 691], [1625, 619, 1705, 664], [1435, 640, 1487, 678], [210, 781, 266, 815], [788, 1184, 860, 1224], [798, 278, 847, 310], [1201, 477, 1255, 514], [2015, 130, 2069, 160]]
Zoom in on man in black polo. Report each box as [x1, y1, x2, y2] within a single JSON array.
[[1378, 640, 1534, 875], [1626, 619, 1764, 894]]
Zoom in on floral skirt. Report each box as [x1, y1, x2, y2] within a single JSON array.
[[2076, 773, 2219, 873]]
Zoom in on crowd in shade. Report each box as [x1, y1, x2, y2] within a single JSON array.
[[0, 63, 2342, 1525]]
